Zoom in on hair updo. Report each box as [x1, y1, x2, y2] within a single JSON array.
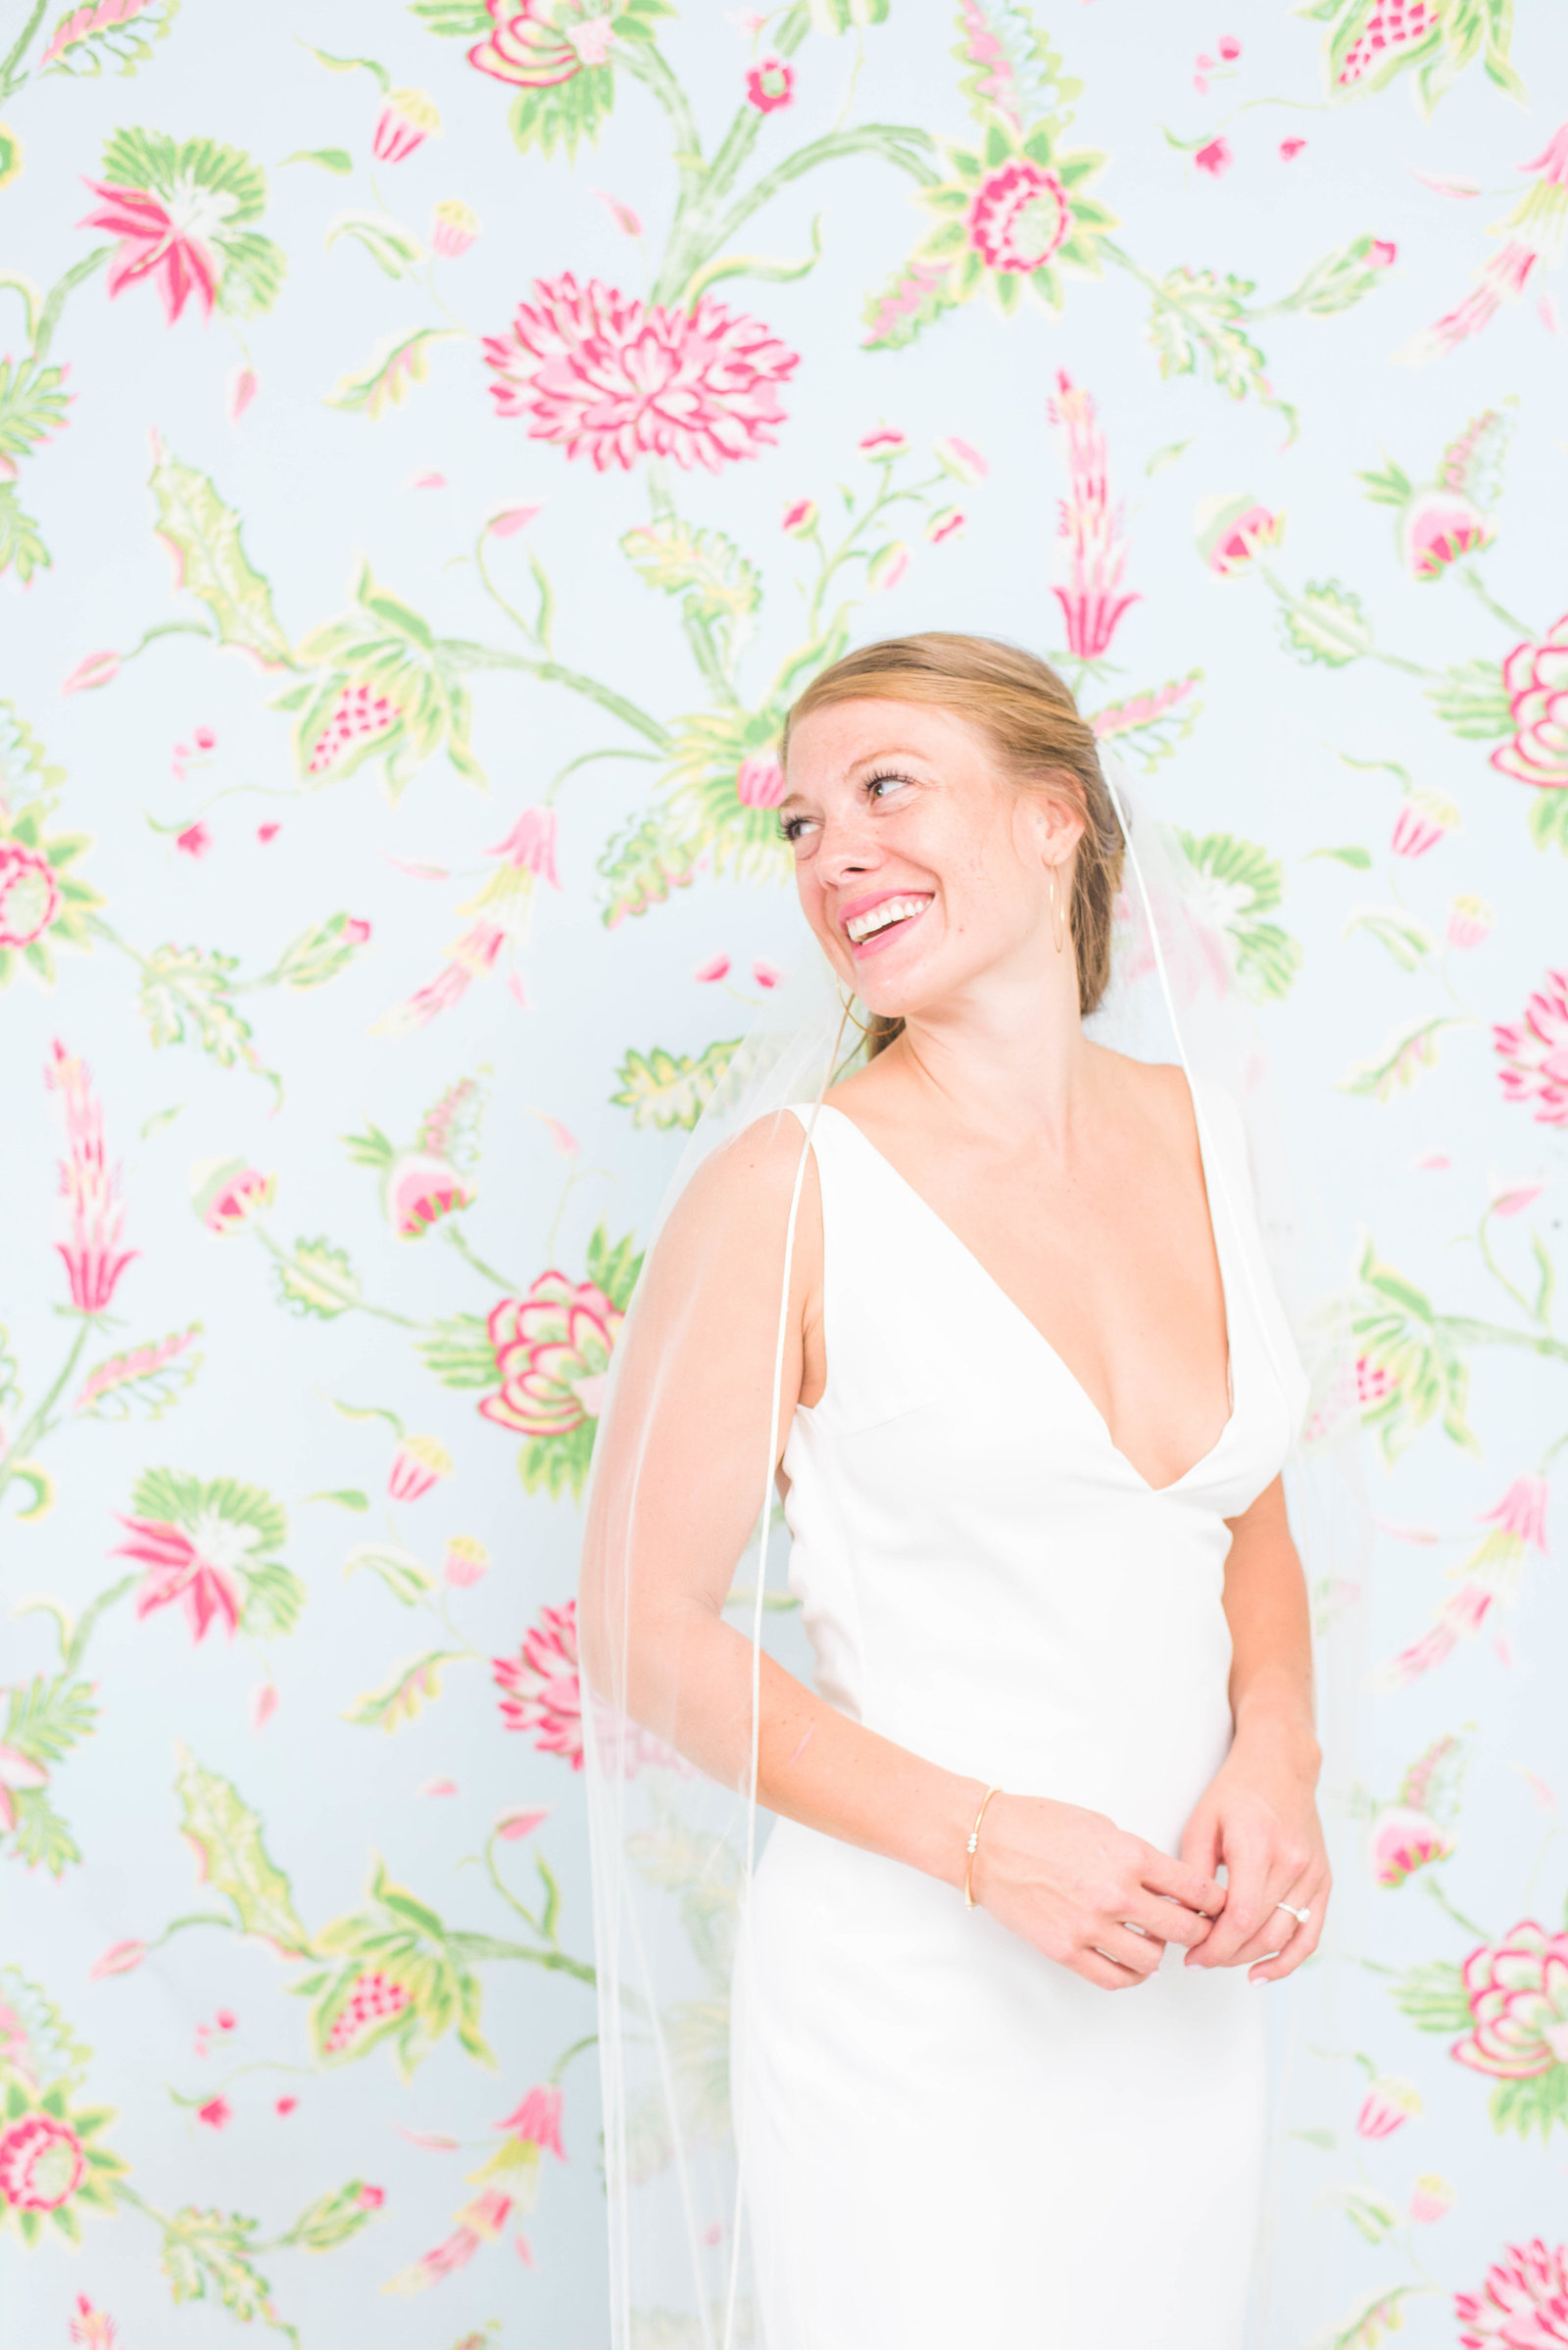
[[780, 632, 1126, 1053]]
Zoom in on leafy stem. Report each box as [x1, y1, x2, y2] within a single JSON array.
[[0, 0, 48, 101], [1475, 1207, 1553, 1330], [441, 640, 671, 750], [0, 1318, 95, 1503], [441, 1219, 521, 1297], [1420, 1871, 1493, 1946], [251, 1226, 423, 1330], [1458, 563, 1534, 643], [33, 246, 115, 366]]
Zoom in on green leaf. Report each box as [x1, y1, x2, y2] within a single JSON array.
[[343, 1650, 466, 1732], [41, 0, 178, 75], [1355, 459, 1414, 510], [1143, 268, 1281, 425], [1174, 831, 1302, 1003], [861, 245, 961, 352], [0, 482, 50, 584], [517, 1420, 597, 1503], [620, 521, 760, 633], [1315, 2283, 1433, 2350], [1351, 1243, 1479, 1460], [1529, 790, 1568, 856], [0, 360, 69, 465], [1426, 659, 1512, 741], [1304, 845, 1373, 868], [325, 211, 424, 278], [301, 42, 390, 90], [281, 2178, 384, 2251], [3, 1675, 97, 1766], [508, 63, 616, 162], [409, 0, 492, 28], [1389, 1957, 1472, 2032], [238, 1560, 307, 1640], [1275, 231, 1396, 318], [281, 147, 355, 172], [75, 1326, 203, 1422], [136, 945, 263, 1078], [159, 2207, 272, 2322], [1317, 2184, 1401, 2244], [1342, 905, 1435, 972], [612, 1041, 744, 1132], [172, 1746, 314, 1953], [1339, 1014, 1472, 1103], [6, 1789, 80, 1876], [595, 808, 702, 928], [587, 1224, 644, 1313], [324, 326, 463, 419], [344, 1542, 435, 1606], [306, 1489, 371, 1511], [1279, 580, 1374, 668], [147, 441, 292, 669], [416, 1313, 498, 1390], [274, 1238, 362, 1320], [1491, 2064, 1568, 2142]]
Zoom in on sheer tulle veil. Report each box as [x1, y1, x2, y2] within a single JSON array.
[[579, 744, 1375, 2350]]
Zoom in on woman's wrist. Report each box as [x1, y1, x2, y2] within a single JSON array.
[[1230, 1699, 1321, 1783]]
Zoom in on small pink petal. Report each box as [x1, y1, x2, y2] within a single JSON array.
[[1280, 137, 1306, 160], [197, 2096, 231, 2130], [250, 1682, 279, 1731], [1375, 1518, 1441, 1544], [1413, 1149, 1450, 1171], [753, 958, 782, 990], [497, 1808, 549, 1840], [176, 822, 212, 858], [1492, 1176, 1545, 1217], [1217, 33, 1242, 59], [229, 367, 257, 422], [89, 1938, 148, 1980], [1540, 293, 1561, 334], [395, 2124, 462, 2150], [420, 1777, 460, 1797], [1195, 50, 1215, 67], [215, 2009, 236, 2032], [258, 823, 281, 844], [1494, 1633, 1516, 1667], [410, 470, 448, 490], [383, 854, 450, 879], [1406, 167, 1482, 198], [591, 187, 643, 237], [62, 650, 120, 695], [532, 1112, 578, 1158], [275, 2095, 298, 2116], [1369, 239, 1396, 268], [507, 971, 531, 1008], [345, 917, 372, 946], [695, 953, 731, 983], [1193, 74, 1209, 93], [193, 725, 217, 751], [489, 504, 543, 538]]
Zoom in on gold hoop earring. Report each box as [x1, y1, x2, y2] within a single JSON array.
[[1048, 864, 1067, 955]]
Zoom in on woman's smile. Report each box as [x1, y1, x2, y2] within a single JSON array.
[[840, 889, 935, 955]]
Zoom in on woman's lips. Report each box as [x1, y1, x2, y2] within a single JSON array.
[[846, 898, 931, 959]]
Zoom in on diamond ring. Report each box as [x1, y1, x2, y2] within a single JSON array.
[[1275, 1899, 1310, 1925]]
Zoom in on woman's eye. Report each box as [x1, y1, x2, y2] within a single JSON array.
[[778, 814, 812, 845], [867, 771, 911, 801]]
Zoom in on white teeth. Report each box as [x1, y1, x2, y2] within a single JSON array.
[[845, 894, 931, 944]]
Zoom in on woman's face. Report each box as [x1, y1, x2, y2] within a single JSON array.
[[780, 696, 1085, 1017]]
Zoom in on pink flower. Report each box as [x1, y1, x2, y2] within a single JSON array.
[[591, 187, 642, 237], [385, 2189, 512, 2295], [1280, 137, 1306, 160], [191, 1158, 275, 1236], [695, 953, 731, 982], [0, 840, 61, 950], [431, 199, 480, 257], [89, 1938, 148, 1980], [858, 424, 908, 459], [0, 2112, 84, 2209], [1217, 32, 1241, 59], [229, 366, 257, 421], [746, 55, 794, 112], [485, 805, 561, 885], [0, 1744, 47, 1832], [968, 158, 1070, 271], [387, 1151, 477, 1237], [1491, 1172, 1545, 1217], [175, 821, 211, 858], [1369, 239, 1397, 268], [373, 88, 440, 164], [467, 0, 613, 87], [1048, 371, 1139, 660], [1391, 790, 1458, 857], [70, 2295, 121, 2349], [1355, 2073, 1422, 2136], [736, 751, 785, 808], [1370, 1802, 1453, 1886], [754, 958, 782, 990], [1482, 1474, 1549, 1549], [1452, 1921, 1568, 2080], [1457, 2239, 1568, 2345], [496, 1807, 548, 1839], [781, 495, 817, 535], [118, 1516, 240, 1642], [43, 0, 157, 69], [488, 503, 542, 538], [61, 650, 120, 694], [1409, 2174, 1455, 2225], [495, 2082, 566, 2157], [494, 1599, 582, 1767], [926, 506, 965, 543], [484, 273, 798, 473], [276, 2095, 298, 2115], [1400, 487, 1494, 580], [1491, 615, 1568, 791], [1196, 493, 1284, 578], [79, 178, 218, 322], [357, 2182, 386, 2209], [250, 1680, 278, 1731], [1195, 138, 1233, 177], [482, 1274, 621, 1439], [1447, 894, 1493, 950], [933, 433, 988, 485], [258, 822, 280, 844], [443, 1536, 489, 1586], [46, 1041, 136, 1312], [1495, 969, 1568, 1124], [197, 2095, 231, 2129], [866, 541, 909, 593], [1337, 0, 1436, 86], [389, 1434, 453, 1502]]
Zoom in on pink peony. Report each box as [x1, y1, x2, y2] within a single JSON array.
[[1494, 969, 1568, 1125], [1391, 790, 1458, 857], [117, 1515, 240, 1642], [1370, 1802, 1453, 1886], [736, 751, 786, 808], [1452, 1922, 1568, 2080], [1400, 487, 1494, 579], [1491, 615, 1568, 791], [1195, 137, 1233, 176], [481, 1275, 622, 1439], [467, 0, 614, 87], [494, 1598, 582, 1767], [1048, 370, 1138, 660], [746, 56, 794, 113], [373, 88, 439, 164], [1457, 2239, 1568, 2347], [46, 1041, 136, 1312], [389, 1434, 453, 1502], [1355, 2074, 1422, 2136], [967, 158, 1070, 271], [0, 2112, 84, 2209], [858, 424, 907, 458], [0, 840, 61, 949], [484, 272, 798, 473], [78, 178, 217, 323], [495, 2082, 566, 2156]]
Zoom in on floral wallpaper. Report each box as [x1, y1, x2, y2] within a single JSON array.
[[0, 1, 1565, 2345]]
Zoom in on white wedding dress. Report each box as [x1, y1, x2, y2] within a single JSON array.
[[731, 1081, 1310, 2350]]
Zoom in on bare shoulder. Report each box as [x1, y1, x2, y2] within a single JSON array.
[[655, 1108, 824, 1271], [1088, 1044, 1197, 1144]]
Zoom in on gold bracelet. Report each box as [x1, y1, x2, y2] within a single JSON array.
[[963, 1785, 1002, 1910]]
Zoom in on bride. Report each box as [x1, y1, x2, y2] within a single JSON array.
[[581, 633, 1331, 2350]]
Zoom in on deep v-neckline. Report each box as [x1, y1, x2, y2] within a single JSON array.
[[811, 1095, 1240, 1497]]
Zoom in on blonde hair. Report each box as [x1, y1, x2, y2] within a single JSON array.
[[781, 632, 1125, 1050]]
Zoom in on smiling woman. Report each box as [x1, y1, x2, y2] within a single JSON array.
[[580, 634, 1347, 2350]]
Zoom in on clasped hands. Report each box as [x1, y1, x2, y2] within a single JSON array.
[[968, 1733, 1329, 1991]]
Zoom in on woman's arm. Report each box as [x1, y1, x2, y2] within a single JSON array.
[[1180, 1474, 1331, 1983], [579, 1113, 1223, 1991]]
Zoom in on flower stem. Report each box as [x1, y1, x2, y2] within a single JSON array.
[[1458, 564, 1534, 642], [252, 1225, 423, 1329], [0, 0, 47, 99], [442, 640, 670, 750], [1419, 1872, 1492, 1945], [442, 1220, 520, 1297], [0, 1318, 94, 1504]]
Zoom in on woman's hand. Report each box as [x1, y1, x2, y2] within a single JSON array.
[[1179, 1725, 1330, 1983], [971, 1792, 1222, 1990]]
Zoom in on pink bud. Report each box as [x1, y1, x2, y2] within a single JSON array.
[[250, 1681, 279, 1731], [345, 917, 371, 946], [1280, 137, 1306, 160], [61, 650, 120, 695], [1369, 239, 1396, 268], [175, 822, 212, 859], [1195, 136, 1233, 177], [736, 752, 786, 808], [89, 1938, 148, 1980], [754, 959, 782, 991], [1408, 2174, 1454, 2225], [1217, 33, 1242, 58], [194, 725, 217, 751], [275, 2096, 298, 2117], [497, 1808, 549, 1840], [489, 504, 543, 539], [258, 823, 280, 844], [357, 2184, 386, 2210], [781, 496, 817, 537], [694, 953, 731, 983], [229, 367, 257, 422], [197, 2096, 232, 2130]]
